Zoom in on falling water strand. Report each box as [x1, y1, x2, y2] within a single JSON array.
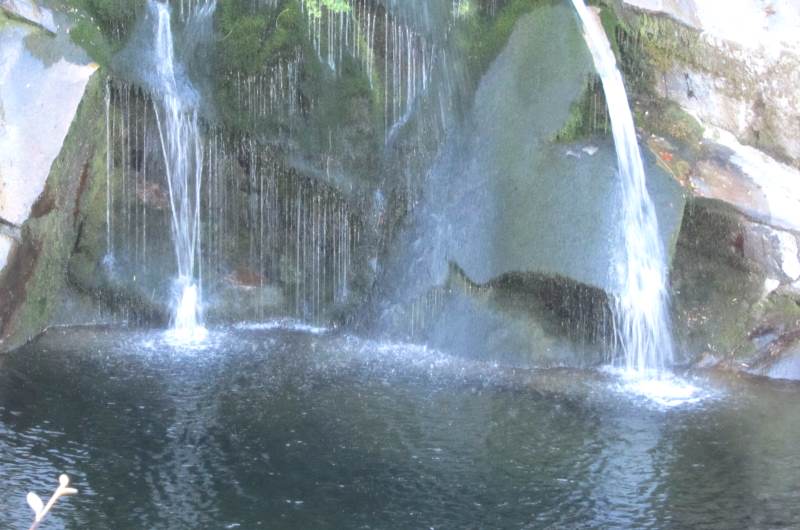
[[570, 0, 673, 375], [104, 78, 114, 269], [149, 0, 215, 341]]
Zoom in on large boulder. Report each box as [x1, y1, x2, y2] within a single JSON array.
[[376, 3, 684, 363], [0, 7, 96, 278], [0, 8, 101, 351]]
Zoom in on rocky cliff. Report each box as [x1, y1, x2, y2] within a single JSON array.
[[1, 0, 798, 381]]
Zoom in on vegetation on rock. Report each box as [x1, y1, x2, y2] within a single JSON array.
[[63, 0, 143, 66]]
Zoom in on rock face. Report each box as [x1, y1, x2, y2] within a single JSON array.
[[0, 6, 99, 351], [619, 0, 800, 165]]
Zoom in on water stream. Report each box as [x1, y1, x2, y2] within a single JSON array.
[[148, 0, 216, 341], [570, 0, 674, 376]]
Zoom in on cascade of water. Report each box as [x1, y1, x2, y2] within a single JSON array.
[[104, 2, 366, 327], [570, 0, 673, 375], [148, 0, 216, 340]]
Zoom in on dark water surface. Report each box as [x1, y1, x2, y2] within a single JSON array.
[[2, 325, 800, 529]]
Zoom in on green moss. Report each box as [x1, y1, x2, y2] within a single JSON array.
[[265, 3, 305, 60], [553, 3, 708, 149], [635, 13, 703, 72], [68, 18, 113, 65], [641, 99, 704, 147], [456, 0, 544, 81], [66, 0, 142, 38], [0, 8, 18, 29], [216, 0, 307, 74], [213, 0, 382, 174], [61, 0, 144, 67], [598, 5, 625, 59], [553, 75, 609, 142], [214, 1, 311, 133]]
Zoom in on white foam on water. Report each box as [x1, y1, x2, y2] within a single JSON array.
[[173, 281, 203, 327], [603, 366, 712, 408], [233, 319, 330, 335], [164, 323, 209, 347]]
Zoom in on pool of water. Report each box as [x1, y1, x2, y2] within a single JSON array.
[[2, 325, 800, 529]]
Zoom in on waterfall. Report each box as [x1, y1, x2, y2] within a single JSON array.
[[570, 0, 674, 375], [147, 0, 215, 341]]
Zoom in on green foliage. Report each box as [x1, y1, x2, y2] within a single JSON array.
[[218, 12, 270, 74], [217, 1, 305, 75], [64, 0, 142, 38], [265, 3, 305, 61], [304, 0, 350, 18], [214, 0, 307, 132]]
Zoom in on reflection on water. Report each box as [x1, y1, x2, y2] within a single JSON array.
[[1, 326, 800, 528]]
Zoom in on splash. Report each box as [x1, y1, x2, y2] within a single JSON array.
[[570, 0, 674, 376], [603, 366, 708, 408]]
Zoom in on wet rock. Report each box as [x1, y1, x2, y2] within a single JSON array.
[[656, 123, 800, 355], [384, 262, 614, 367], [600, 2, 800, 377], [0, 233, 13, 271], [695, 126, 800, 234], [226, 267, 268, 290], [671, 196, 800, 370], [741, 325, 800, 381], [205, 283, 285, 324]]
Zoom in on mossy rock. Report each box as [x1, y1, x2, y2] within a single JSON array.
[[61, 0, 144, 66], [455, 0, 545, 84], [0, 72, 107, 351], [669, 198, 800, 364], [553, 74, 609, 143]]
